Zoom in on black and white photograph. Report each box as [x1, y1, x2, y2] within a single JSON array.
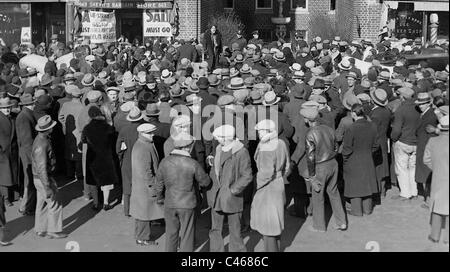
[[0, 0, 448, 258]]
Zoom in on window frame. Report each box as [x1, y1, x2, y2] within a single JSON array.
[[291, 0, 308, 11], [255, 0, 273, 10]]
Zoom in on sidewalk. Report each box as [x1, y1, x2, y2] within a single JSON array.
[[0, 178, 448, 252]]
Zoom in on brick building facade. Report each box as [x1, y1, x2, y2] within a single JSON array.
[[0, 0, 446, 46]]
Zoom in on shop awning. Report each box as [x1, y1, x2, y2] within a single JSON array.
[[73, 0, 173, 9], [385, 0, 449, 10]]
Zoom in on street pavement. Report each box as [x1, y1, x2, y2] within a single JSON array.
[[0, 177, 448, 252]]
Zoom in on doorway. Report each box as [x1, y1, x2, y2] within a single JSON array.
[[116, 9, 143, 44]]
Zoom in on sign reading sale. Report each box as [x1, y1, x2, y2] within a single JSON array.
[[82, 11, 116, 43], [143, 10, 173, 37]]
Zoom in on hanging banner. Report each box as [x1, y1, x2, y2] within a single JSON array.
[[82, 11, 116, 43], [143, 10, 173, 37], [21, 27, 31, 44]]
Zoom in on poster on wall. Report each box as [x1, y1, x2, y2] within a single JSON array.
[[21, 27, 31, 44], [81, 11, 116, 43], [143, 10, 173, 37]]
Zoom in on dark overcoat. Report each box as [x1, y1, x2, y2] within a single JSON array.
[[15, 107, 36, 165], [369, 106, 392, 185], [415, 108, 438, 184], [81, 119, 119, 187], [116, 121, 142, 195], [342, 118, 380, 198], [207, 141, 253, 213], [0, 112, 18, 186]]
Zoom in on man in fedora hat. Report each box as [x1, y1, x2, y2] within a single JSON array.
[[284, 81, 307, 124], [248, 30, 263, 48], [169, 84, 186, 107], [333, 59, 352, 94], [262, 91, 294, 146], [58, 85, 84, 185], [391, 87, 421, 201], [369, 88, 392, 199], [155, 132, 211, 252], [196, 76, 217, 109], [144, 103, 171, 160], [32, 115, 67, 239], [16, 93, 37, 215], [0, 97, 18, 207], [414, 92, 438, 208], [116, 106, 145, 217]]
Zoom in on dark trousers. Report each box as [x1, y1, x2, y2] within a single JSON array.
[[66, 159, 83, 180], [311, 159, 346, 231], [263, 235, 280, 252], [135, 219, 151, 241], [209, 210, 246, 252], [19, 160, 36, 213], [350, 196, 373, 216], [0, 186, 10, 203], [0, 194, 6, 242], [165, 207, 195, 252], [123, 194, 130, 216]]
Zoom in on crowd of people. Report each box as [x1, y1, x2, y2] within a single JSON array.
[[0, 25, 448, 251]]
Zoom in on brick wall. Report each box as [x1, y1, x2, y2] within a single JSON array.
[[177, 0, 201, 40], [295, 0, 335, 42], [336, 0, 354, 41], [353, 0, 384, 42]]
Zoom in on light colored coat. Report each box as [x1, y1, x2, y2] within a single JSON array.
[[130, 136, 164, 221], [423, 132, 449, 215], [251, 133, 290, 236]]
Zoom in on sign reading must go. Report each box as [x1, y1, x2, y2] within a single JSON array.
[[143, 10, 173, 37]]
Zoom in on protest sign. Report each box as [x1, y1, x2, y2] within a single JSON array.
[[143, 10, 173, 37], [21, 27, 31, 44], [82, 11, 116, 43]]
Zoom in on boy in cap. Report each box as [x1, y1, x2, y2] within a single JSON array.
[[155, 132, 211, 252], [208, 125, 253, 252]]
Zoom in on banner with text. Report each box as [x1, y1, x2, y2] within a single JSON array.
[[143, 10, 173, 37], [82, 11, 116, 43]]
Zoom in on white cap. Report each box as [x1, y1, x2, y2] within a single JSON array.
[[137, 123, 157, 133], [255, 119, 276, 131], [213, 125, 235, 138]]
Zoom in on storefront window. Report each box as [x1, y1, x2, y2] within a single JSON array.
[[0, 4, 31, 47]]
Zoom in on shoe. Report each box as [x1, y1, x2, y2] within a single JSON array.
[[92, 204, 101, 211], [334, 224, 347, 231], [124, 214, 131, 218], [0, 241, 12, 247], [82, 195, 92, 201], [5, 201, 13, 207], [19, 209, 35, 216], [46, 232, 68, 239], [103, 204, 113, 211], [421, 203, 429, 209], [136, 240, 158, 246], [428, 235, 439, 244], [35, 231, 47, 237], [410, 196, 418, 201]]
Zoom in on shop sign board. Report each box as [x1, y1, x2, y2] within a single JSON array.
[[143, 10, 173, 37]]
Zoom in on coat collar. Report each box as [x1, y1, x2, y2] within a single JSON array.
[[170, 149, 191, 157]]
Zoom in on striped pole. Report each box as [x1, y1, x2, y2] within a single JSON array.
[[429, 13, 439, 44]]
